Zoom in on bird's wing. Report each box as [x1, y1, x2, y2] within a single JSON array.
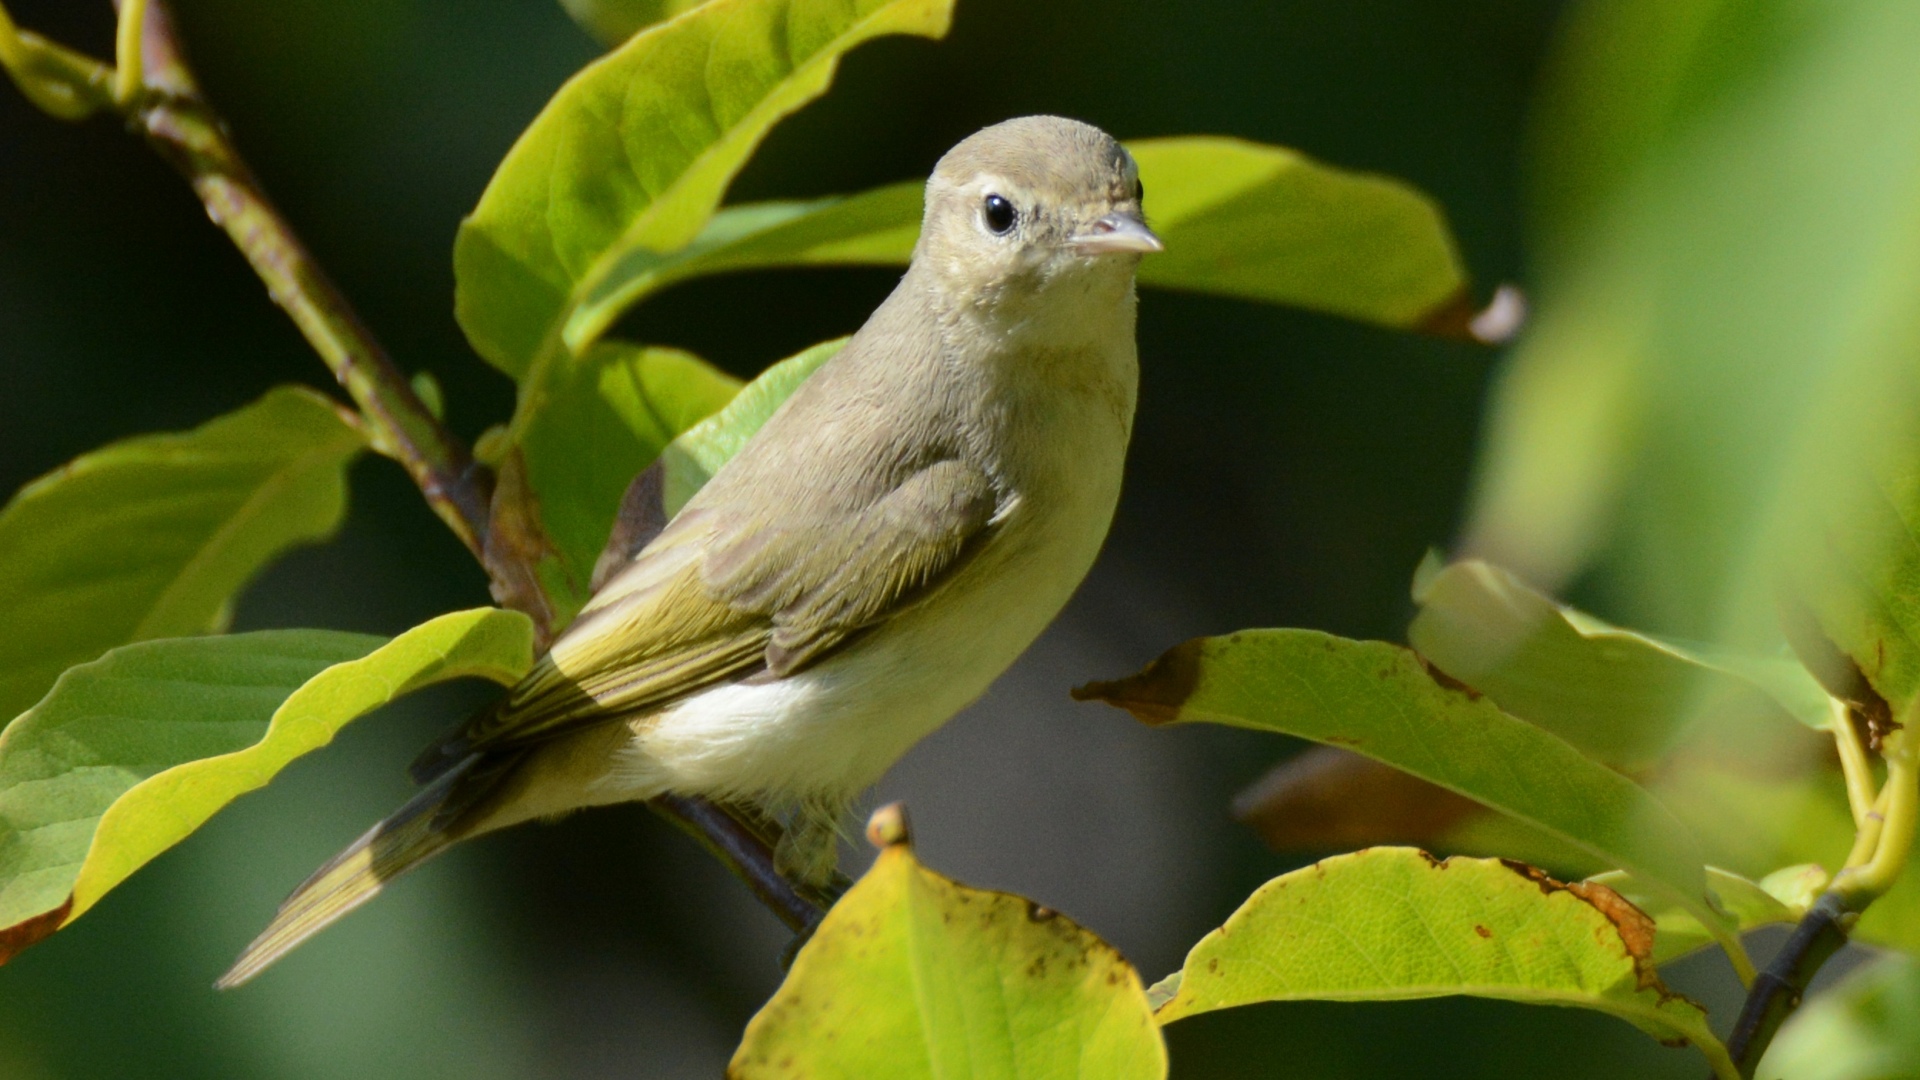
[[704, 458, 998, 674], [425, 458, 997, 764]]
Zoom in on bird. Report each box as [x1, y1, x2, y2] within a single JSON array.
[[218, 115, 1161, 987]]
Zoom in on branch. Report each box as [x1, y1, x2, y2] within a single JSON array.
[[1723, 893, 1850, 1077], [112, 0, 496, 565], [1721, 725, 1917, 1077], [3, 0, 835, 946]]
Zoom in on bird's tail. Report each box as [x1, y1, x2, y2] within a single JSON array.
[[215, 761, 476, 989]]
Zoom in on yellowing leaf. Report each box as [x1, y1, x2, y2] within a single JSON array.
[[1151, 848, 1735, 1079], [731, 811, 1166, 1079]]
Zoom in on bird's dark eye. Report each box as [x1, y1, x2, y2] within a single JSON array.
[[983, 194, 1017, 235], [1134, 178, 1145, 202]]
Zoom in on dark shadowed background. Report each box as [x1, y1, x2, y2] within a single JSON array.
[[0, 1, 1731, 1076]]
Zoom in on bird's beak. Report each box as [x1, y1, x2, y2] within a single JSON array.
[[1069, 211, 1164, 256]]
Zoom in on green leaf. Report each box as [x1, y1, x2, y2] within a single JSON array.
[[566, 137, 1470, 356], [0, 387, 366, 723], [0, 608, 534, 961], [519, 342, 741, 593], [1462, 0, 1920, 657], [1075, 630, 1722, 937], [454, 0, 955, 381], [566, 186, 922, 353], [558, 0, 711, 46], [1128, 138, 1466, 324], [1761, 954, 1920, 1080], [1150, 848, 1735, 1079], [1588, 865, 1824, 965], [1409, 558, 1833, 767], [659, 336, 846, 514], [730, 820, 1166, 1079]]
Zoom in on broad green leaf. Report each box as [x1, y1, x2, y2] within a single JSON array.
[[1409, 558, 1833, 768], [1150, 848, 1734, 1079], [1588, 865, 1823, 965], [1075, 630, 1721, 934], [559, 0, 710, 46], [566, 137, 1470, 355], [1463, 0, 1920, 663], [1761, 954, 1920, 1080], [0, 387, 366, 723], [454, 0, 955, 381], [730, 817, 1165, 1079], [660, 336, 846, 514], [519, 342, 741, 596], [566, 186, 921, 352], [0, 608, 534, 961], [1128, 138, 1465, 324]]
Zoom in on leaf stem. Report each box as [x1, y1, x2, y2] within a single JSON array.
[[1832, 697, 1880, 828], [1723, 726, 1918, 1077], [110, 0, 146, 106]]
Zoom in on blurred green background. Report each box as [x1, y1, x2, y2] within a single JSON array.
[[0, 0, 1833, 1076]]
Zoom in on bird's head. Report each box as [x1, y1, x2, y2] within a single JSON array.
[[915, 116, 1160, 319]]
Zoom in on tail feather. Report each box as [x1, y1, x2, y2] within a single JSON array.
[[216, 762, 474, 989]]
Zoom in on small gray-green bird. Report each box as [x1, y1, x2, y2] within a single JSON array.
[[219, 115, 1160, 987]]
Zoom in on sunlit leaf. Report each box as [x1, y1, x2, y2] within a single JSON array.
[[1150, 848, 1734, 1078], [0, 608, 534, 962], [566, 137, 1471, 355], [1076, 630, 1722, 935], [518, 342, 741, 599], [1761, 954, 1920, 1080], [455, 0, 955, 380], [731, 809, 1166, 1079], [0, 387, 366, 723], [659, 336, 846, 514], [1409, 558, 1833, 768], [558, 0, 710, 45]]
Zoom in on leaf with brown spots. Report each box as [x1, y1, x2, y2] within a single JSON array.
[[729, 808, 1165, 1080], [1076, 628, 1728, 952], [1150, 847, 1737, 1079]]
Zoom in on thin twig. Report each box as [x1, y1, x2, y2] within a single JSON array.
[[113, 0, 496, 564], [650, 796, 838, 935], [1724, 893, 1851, 1078], [1833, 698, 1880, 828]]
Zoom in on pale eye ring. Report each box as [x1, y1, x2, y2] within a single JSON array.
[[982, 194, 1017, 235]]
